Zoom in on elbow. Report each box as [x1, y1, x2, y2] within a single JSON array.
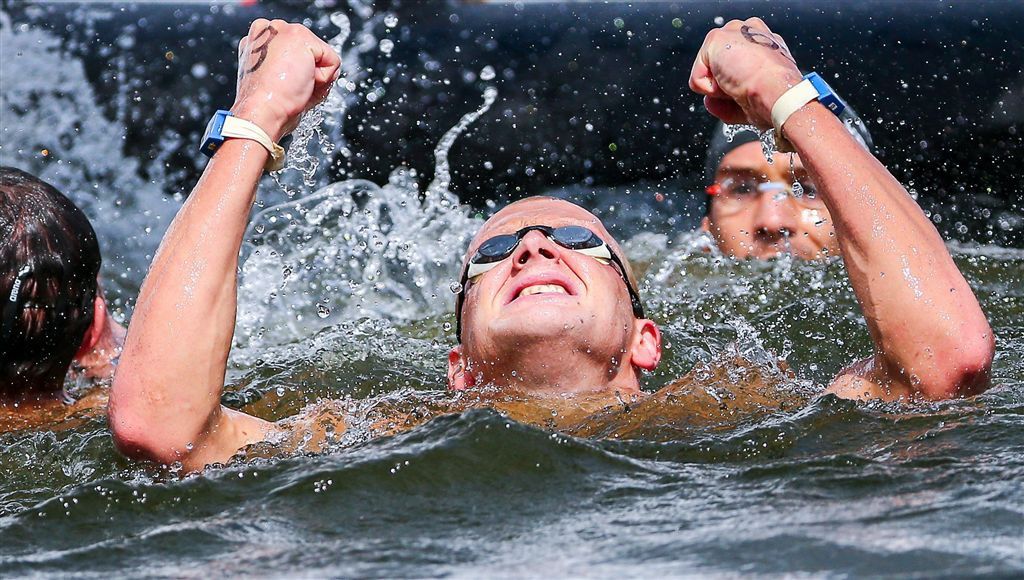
[[918, 327, 995, 400], [108, 378, 188, 466], [109, 417, 182, 466]]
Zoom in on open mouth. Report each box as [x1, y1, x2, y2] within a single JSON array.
[[507, 274, 577, 304], [515, 283, 569, 299]]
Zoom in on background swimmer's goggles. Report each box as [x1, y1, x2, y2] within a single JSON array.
[[706, 177, 825, 210], [454, 225, 645, 341]]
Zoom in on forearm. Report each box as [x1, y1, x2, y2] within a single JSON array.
[[110, 139, 269, 460], [786, 105, 993, 398]]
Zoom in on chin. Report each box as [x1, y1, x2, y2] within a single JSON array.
[[490, 302, 593, 339], [498, 314, 583, 340]]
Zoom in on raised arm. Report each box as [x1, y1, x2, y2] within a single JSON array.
[[689, 18, 994, 401], [109, 20, 341, 470]]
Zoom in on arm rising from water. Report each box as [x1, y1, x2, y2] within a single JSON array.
[[689, 17, 994, 400], [108, 20, 341, 470]]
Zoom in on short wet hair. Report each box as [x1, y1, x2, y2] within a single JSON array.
[[0, 167, 101, 397]]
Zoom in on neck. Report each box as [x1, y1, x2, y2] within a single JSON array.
[[73, 315, 125, 381], [468, 343, 641, 396]]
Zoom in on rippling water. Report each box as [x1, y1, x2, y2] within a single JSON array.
[[2, 7, 1023, 578]]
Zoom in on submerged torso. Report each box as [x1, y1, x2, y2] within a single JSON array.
[[240, 354, 808, 461]]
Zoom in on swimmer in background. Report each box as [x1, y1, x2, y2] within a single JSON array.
[[108, 18, 994, 472], [699, 107, 872, 260], [0, 167, 126, 430]]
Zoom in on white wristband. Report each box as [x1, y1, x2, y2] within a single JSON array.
[[221, 116, 286, 171], [770, 79, 819, 141]]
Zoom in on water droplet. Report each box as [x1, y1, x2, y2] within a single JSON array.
[[714, 16, 725, 26], [450, 282, 463, 294], [384, 14, 398, 28], [330, 12, 349, 29], [316, 303, 331, 318], [479, 65, 496, 81], [672, 18, 683, 28], [442, 321, 453, 332], [379, 39, 394, 55], [613, 17, 625, 29]]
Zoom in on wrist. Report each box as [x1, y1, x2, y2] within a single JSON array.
[[750, 68, 803, 126], [230, 103, 288, 143]]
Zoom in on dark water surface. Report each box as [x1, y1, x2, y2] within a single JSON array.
[[2, 2, 1023, 577]]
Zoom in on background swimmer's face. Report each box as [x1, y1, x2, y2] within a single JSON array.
[[703, 142, 839, 260], [454, 198, 654, 390]]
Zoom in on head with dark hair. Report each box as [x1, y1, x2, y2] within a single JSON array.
[[0, 166, 101, 399]]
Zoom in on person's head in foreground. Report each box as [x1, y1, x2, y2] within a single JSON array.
[[701, 108, 873, 260], [450, 197, 662, 395], [0, 166, 118, 402]]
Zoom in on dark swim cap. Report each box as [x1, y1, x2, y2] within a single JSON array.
[[702, 102, 874, 184]]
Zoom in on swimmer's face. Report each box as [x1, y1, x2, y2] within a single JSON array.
[[452, 197, 659, 391], [703, 142, 839, 260]]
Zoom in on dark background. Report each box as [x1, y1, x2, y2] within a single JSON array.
[[5, 0, 1023, 244]]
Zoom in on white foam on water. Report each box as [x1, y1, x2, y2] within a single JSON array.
[[234, 85, 500, 352]]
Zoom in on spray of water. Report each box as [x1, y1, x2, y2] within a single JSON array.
[[722, 123, 778, 165], [0, 11, 176, 307]]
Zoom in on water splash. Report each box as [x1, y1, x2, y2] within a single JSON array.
[[271, 7, 383, 196], [426, 86, 499, 198], [0, 12, 176, 305], [723, 123, 778, 164]]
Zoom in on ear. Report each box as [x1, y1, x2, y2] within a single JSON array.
[[447, 346, 472, 391], [74, 294, 107, 359], [628, 318, 661, 371], [700, 216, 711, 232]]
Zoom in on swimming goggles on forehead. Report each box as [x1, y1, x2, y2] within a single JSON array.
[[455, 225, 645, 340]]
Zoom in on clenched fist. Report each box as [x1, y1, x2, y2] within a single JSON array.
[[231, 19, 342, 142], [689, 17, 802, 129]]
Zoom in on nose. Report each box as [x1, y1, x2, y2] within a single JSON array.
[[753, 188, 798, 242], [510, 230, 560, 271]]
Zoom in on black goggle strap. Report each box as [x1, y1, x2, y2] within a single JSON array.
[[0, 266, 32, 355], [606, 252, 645, 319]]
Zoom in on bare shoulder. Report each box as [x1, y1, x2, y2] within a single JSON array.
[[569, 355, 807, 439], [0, 387, 108, 433], [829, 355, 913, 402], [238, 398, 349, 461]]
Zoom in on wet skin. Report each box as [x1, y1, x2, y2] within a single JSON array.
[[451, 198, 661, 396], [110, 18, 993, 473], [703, 142, 840, 260]]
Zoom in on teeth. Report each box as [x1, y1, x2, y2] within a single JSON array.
[[518, 284, 568, 297]]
